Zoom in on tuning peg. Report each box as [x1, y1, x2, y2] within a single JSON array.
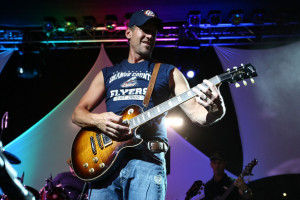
[[233, 66, 237, 70], [243, 80, 247, 86], [235, 82, 240, 88], [241, 63, 244, 67], [250, 78, 255, 84], [227, 68, 230, 71]]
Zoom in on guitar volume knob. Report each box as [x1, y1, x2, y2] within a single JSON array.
[[89, 168, 95, 174], [99, 163, 105, 168], [93, 157, 99, 163], [83, 163, 88, 168]]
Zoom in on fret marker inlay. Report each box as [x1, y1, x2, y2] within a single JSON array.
[[177, 96, 182, 101]]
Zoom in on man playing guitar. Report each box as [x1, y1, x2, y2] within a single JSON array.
[[204, 152, 253, 200], [71, 9, 225, 200]]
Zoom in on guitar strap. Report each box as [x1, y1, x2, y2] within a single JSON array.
[[143, 62, 161, 108]]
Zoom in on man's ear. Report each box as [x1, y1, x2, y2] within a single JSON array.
[[125, 28, 132, 39]]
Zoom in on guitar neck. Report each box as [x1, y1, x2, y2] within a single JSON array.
[[219, 182, 236, 200], [128, 75, 221, 129], [219, 173, 245, 200]]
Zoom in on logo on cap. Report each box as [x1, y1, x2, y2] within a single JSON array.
[[144, 10, 155, 17]]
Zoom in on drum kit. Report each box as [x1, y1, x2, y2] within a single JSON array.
[[39, 175, 71, 200]]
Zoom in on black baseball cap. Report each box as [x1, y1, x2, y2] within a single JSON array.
[[209, 151, 226, 161], [128, 9, 163, 31]]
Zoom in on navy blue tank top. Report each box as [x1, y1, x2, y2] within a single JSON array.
[[102, 59, 175, 144]]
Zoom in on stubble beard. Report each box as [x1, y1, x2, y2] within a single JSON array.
[[140, 49, 152, 59], [139, 43, 154, 59]]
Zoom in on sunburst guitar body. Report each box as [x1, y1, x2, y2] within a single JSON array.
[[71, 105, 143, 182]]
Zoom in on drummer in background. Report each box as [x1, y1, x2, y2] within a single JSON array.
[[40, 158, 87, 200]]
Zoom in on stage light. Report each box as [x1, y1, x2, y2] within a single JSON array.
[[105, 15, 118, 32], [229, 10, 243, 25], [17, 66, 39, 79], [64, 17, 78, 33], [282, 193, 287, 197], [186, 70, 196, 79], [188, 11, 201, 27], [207, 10, 221, 25], [252, 9, 265, 24], [43, 17, 56, 36], [83, 16, 96, 31], [16, 52, 41, 79], [165, 117, 183, 127]]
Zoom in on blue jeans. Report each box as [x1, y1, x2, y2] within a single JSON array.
[[89, 152, 167, 200]]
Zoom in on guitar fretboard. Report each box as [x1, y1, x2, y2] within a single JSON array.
[[128, 75, 221, 129]]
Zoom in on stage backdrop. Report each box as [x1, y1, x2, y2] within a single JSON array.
[[214, 42, 300, 180]]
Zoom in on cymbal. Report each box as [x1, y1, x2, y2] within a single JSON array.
[[2, 150, 21, 164]]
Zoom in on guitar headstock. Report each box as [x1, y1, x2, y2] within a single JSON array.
[[185, 180, 204, 199], [219, 63, 258, 88], [241, 158, 258, 177]]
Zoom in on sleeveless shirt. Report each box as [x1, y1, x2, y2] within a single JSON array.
[[102, 59, 175, 144]]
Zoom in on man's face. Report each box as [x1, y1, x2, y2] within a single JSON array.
[[210, 159, 226, 176], [126, 22, 158, 58]]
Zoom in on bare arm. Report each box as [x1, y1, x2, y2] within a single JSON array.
[[71, 71, 129, 140], [170, 68, 225, 126]]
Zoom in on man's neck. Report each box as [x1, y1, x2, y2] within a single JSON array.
[[128, 57, 144, 63], [214, 173, 225, 182], [127, 51, 150, 63]]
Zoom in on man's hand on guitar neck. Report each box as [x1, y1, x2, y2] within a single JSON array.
[[93, 112, 130, 141], [191, 79, 225, 125], [234, 177, 253, 199], [192, 79, 220, 108], [234, 177, 247, 191]]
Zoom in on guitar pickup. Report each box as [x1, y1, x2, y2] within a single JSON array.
[[96, 133, 104, 149], [90, 136, 97, 155]]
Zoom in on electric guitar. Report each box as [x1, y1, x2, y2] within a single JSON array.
[[71, 63, 258, 182], [214, 158, 258, 200]]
